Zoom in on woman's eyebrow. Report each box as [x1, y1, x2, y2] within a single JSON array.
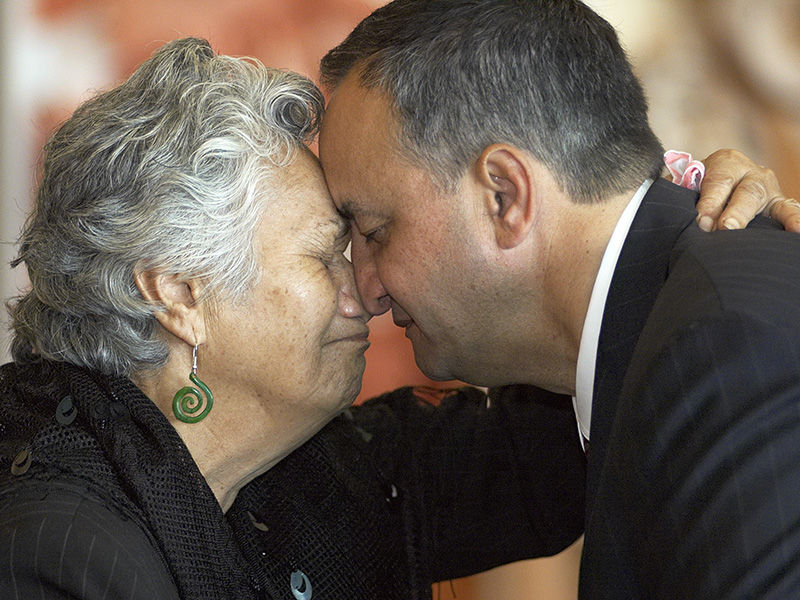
[[334, 217, 350, 240], [314, 216, 348, 242]]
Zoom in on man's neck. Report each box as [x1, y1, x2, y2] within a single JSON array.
[[533, 188, 641, 395], [571, 179, 654, 442]]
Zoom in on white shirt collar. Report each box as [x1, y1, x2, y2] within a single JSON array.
[[572, 179, 653, 450]]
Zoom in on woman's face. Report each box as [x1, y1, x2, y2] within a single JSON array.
[[204, 150, 369, 438]]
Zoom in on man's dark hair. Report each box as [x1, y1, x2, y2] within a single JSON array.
[[320, 0, 664, 202]]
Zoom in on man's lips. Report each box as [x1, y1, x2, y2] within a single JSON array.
[[393, 317, 417, 342], [393, 316, 412, 328], [389, 302, 413, 328], [391, 305, 416, 335]]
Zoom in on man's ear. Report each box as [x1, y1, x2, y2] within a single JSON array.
[[134, 269, 207, 347], [476, 144, 537, 249]]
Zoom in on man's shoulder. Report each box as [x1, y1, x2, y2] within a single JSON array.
[[611, 222, 800, 378], [622, 223, 800, 394], [668, 223, 800, 322]]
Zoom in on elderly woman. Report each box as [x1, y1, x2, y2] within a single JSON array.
[[0, 38, 793, 600], [0, 37, 587, 600]]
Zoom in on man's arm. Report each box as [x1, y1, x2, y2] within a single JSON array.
[[697, 149, 800, 232], [610, 313, 800, 599], [590, 225, 800, 598]]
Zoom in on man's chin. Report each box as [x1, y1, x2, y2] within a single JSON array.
[[410, 344, 456, 383], [406, 325, 470, 382], [413, 346, 499, 387]]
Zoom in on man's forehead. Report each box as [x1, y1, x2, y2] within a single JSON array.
[[320, 75, 399, 157], [317, 116, 348, 151]]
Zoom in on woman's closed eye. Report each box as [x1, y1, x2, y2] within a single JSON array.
[[319, 245, 351, 271]]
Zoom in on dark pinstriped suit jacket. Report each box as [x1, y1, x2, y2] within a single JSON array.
[[580, 178, 800, 598]]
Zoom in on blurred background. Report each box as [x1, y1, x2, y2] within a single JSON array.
[[1, 1, 798, 597]]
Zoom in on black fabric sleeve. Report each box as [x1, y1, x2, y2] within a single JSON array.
[[0, 482, 181, 600], [349, 384, 586, 582]]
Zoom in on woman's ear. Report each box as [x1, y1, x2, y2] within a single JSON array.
[[476, 144, 537, 249], [134, 269, 207, 346]]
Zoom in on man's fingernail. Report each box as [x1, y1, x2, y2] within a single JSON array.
[[698, 215, 714, 232], [722, 218, 740, 230]]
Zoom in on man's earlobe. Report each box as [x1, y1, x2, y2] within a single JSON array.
[[479, 144, 537, 250], [134, 269, 206, 347]]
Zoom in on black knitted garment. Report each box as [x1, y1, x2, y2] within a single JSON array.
[[0, 360, 422, 599], [227, 418, 416, 599], [0, 360, 586, 599], [0, 360, 255, 598]]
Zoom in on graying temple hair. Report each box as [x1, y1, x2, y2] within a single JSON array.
[[320, 0, 664, 202], [8, 37, 324, 377]]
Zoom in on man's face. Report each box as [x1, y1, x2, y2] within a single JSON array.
[[318, 73, 507, 384]]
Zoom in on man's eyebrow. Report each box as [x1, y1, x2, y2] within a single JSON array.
[[338, 198, 381, 221], [337, 199, 356, 221]]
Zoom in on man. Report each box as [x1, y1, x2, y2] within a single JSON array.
[[318, 0, 800, 597]]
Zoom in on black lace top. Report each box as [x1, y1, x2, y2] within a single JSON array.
[[0, 360, 585, 599]]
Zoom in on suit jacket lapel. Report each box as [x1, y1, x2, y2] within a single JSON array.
[[585, 179, 698, 516]]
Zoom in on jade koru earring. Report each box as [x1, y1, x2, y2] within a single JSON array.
[[172, 344, 214, 423]]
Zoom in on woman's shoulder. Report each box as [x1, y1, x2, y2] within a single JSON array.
[[0, 361, 112, 491], [0, 361, 180, 598], [0, 479, 180, 600]]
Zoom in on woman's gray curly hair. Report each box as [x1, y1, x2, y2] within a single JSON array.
[[8, 37, 324, 377]]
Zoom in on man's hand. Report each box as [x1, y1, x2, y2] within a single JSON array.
[[696, 149, 800, 233]]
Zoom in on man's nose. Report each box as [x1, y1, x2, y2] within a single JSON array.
[[351, 229, 391, 316]]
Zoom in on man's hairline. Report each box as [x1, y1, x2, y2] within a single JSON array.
[[324, 61, 626, 207], [324, 60, 469, 193]]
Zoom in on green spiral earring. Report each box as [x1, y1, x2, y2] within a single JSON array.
[[172, 344, 214, 423]]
